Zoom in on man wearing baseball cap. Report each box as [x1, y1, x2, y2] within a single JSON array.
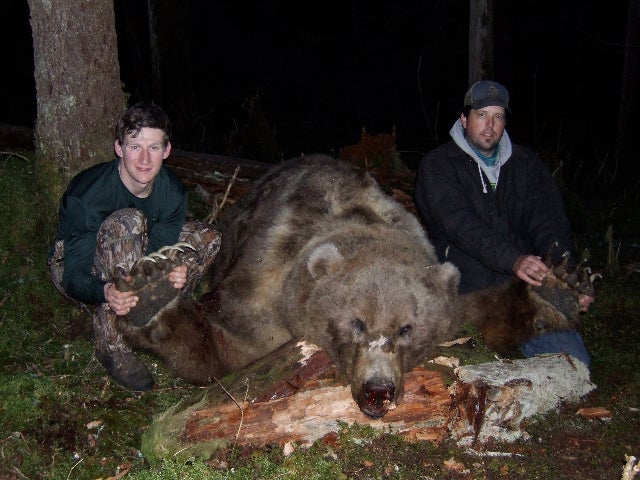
[[414, 80, 594, 366]]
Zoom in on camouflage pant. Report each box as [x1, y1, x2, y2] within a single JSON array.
[[49, 208, 221, 301]]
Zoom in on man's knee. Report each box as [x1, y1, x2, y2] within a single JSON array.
[[94, 209, 148, 280], [520, 330, 591, 367]]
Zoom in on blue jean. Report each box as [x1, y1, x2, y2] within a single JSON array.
[[519, 330, 591, 368]]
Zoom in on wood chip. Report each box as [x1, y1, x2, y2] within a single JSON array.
[[576, 407, 612, 419]]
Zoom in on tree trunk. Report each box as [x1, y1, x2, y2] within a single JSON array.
[[468, 0, 494, 85], [27, 0, 127, 206], [147, 0, 196, 143], [616, 0, 640, 180]]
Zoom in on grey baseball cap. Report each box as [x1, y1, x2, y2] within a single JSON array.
[[464, 80, 510, 111]]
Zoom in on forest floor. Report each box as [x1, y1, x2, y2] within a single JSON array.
[[0, 151, 639, 480]]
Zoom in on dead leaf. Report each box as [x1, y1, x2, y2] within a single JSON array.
[[576, 407, 612, 419], [439, 337, 473, 348], [429, 356, 460, 368], [105, 462, 131, 480], [86, 419, 103, 429], [443, 457, 466, 472], [283, 441, 295, 456]]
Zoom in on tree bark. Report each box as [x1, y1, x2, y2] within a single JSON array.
[[27, 0, 127, 205], [468, 0, 494, 85]]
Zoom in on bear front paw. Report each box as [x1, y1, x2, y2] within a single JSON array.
[[533, 249, 601, 322], [113, 242, 196, 327]]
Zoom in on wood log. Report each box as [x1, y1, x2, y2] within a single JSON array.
[[0, 123, 34, 149], [450, 354, 595, 446], [164, 149, 271, 220], [141, 342, 595, 463], [166, 149, 269, 195], [141, 341, 452, 462]]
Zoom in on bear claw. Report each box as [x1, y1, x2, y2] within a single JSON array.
[[113, 242, 194, 327], [533, 245, 601, 323]]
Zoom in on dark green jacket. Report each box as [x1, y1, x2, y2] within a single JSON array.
[[54, 159, 188, 304]]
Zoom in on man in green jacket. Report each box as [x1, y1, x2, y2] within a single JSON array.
[[49, 103, 221, 390]]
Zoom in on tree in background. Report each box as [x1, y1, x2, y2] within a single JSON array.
[[27, 0, 127, 207], [147, 0, 196, 143], [468, 0, 494, 85], [617, 0, 640, 180]]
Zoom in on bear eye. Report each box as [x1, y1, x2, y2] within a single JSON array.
[[398, 325, 412, 336], [351, 319, 366, 334]]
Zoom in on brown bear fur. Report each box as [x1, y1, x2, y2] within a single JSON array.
[[461, 251, 596, 355]]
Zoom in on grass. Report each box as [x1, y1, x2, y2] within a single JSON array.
[[0, 152, 639, 479]]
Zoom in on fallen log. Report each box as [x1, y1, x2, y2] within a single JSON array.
[[450, 354, 595, 446], [163, 149, 272, 220], [141, 342, 595, 463], [0, 123, 34, 149], [166, 149, 269, 194]]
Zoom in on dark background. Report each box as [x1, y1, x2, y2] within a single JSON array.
[[2, 1, 633, 182]]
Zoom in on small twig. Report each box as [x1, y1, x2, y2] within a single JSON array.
[[0, 151, 31, 162], [204, 166, 240, 224], [100, 376, 111, 399], [66, 458, 83, 480], [9, 467, 30, 480], [465, 448, 525, 458], [0, 432, 31, 454], [213, 376, 249, 442]]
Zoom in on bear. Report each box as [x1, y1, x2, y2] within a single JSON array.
[[204, 154, 462, 417], [460, 247, 598, 356], [115, 155, 596, 418]]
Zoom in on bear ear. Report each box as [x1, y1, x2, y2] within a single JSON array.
[[307, 243, 344, 279], [436, 262, 460, 299]]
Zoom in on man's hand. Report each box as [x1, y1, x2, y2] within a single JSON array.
[[106, 264, 187, 315], [168, 264, 187, 289], [513, 254, 549, 286], [104, 280, 138, 316], [579, 294, 595, 312]]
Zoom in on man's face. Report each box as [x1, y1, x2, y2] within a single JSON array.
[[461, 106, 506, 156], [114, 127, 171, 197]]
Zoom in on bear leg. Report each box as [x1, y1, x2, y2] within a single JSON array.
[[118, 297, 230, 384]]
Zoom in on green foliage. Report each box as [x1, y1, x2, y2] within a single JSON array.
[[0, 154, 42, 249]]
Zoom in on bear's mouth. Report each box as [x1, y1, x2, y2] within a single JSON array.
[[356, 379, 396, 418]]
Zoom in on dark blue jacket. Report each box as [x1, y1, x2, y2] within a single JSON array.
[[414, 141, 571, 294]]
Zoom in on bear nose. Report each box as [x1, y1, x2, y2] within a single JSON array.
[[357, 379, 396, 418]]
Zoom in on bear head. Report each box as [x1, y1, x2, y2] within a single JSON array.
[[283, 240, 461, 418]]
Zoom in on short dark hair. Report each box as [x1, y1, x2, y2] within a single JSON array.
[[115, 103, 172, 146]]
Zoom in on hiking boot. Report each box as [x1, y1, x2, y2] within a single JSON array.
[[93, 304, 154, 391]]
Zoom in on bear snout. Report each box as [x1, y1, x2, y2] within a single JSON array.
[[356, 379, 396, 418]]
